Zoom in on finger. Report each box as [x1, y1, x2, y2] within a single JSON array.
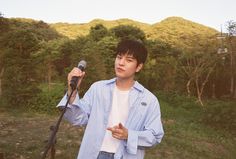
[[81, 72, 85, 77], [112, 133, 126, 140], [112, 132, 122, 136], [68, 70, 85, 92], [107, 124, 119, 131], [77, 72, 86, 86], [108, 127, 121, 133], [112, 134, 122, 139], [111, 129, 123, 137], [73, 67, 83, 76], [68, 67, 80, 80], [113, 125, 119, 129], [107, 127, 115, 132], [119, 123, 123, 129]]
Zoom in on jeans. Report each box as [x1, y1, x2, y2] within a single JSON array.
[[97, 151, 115, 159]]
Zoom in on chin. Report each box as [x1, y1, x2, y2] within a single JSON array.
[[115, 72, 125, 78]]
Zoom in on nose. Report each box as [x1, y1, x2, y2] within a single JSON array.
[[118, 57, 125, 65]]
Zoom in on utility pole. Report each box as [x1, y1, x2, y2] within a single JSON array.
[[216, 25, 228, 98], [226, 21, 236, 98]]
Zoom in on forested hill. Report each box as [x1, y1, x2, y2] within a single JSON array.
[[50, 18, 151, 39], [49, 16, 218, 40], [149, 17, 218, 48], [8, 16, 218, 50]]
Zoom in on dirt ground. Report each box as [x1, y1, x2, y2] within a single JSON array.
[[0, 110, 84, 159]]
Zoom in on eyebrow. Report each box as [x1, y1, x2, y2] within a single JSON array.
[[126, 56, 135, 59], [117, 53, 136, 60]]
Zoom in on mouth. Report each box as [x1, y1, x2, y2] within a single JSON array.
[[116, 67, 125, 72]]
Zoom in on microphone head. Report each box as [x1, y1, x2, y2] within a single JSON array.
[[78, 60, 87, 71]]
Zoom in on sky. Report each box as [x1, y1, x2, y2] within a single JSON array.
[[1, 0, 235, 32]]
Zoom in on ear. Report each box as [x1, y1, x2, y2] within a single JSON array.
[[136, 63, 143, 73]]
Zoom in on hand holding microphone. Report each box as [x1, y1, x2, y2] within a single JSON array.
[[68, 60, 87, 93], [41, 61, 86, 159]]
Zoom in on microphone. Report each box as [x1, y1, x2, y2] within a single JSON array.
[[70, 60, 87, 90]]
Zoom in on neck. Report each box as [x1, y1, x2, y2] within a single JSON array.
[[116, 77, 134, 91]]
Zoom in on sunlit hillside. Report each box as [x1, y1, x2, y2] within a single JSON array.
[[50, 18, 152, 39], [49, 17, 218, 41], [149, 17, 218, 48]]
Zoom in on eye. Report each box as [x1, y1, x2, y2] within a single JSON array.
[[116, 55, 122, 59], [127, 59, 133, 62], [126, 57, 134, 62]]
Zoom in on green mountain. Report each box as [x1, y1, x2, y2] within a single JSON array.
[[49, 17, 218, 43], [50, 18, 152, 39], [8, 17, 219, 50], [148, 17, 218, 49]]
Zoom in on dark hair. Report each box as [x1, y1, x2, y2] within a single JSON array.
[[116, 39, 148, 65]]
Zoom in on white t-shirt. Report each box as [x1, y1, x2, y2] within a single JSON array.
[[100, 85, 130, 153]]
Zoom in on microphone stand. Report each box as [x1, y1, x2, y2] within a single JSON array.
[[41, 88, 76, 159]]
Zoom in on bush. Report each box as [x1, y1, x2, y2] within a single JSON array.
[[28, 83, 66, 114], [156, 91, 201, 109], [202, 100, 236, 135]]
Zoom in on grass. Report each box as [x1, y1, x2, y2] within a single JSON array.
[[0, 108, 83, 159], [0, 98, 235, 159], [145, 100, 236, 159]]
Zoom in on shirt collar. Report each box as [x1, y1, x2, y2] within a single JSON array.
[[105, 78, 144, 92]]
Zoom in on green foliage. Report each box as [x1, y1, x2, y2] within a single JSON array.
[[202, 100, 236, 135], [226, 20, 236, 36], [157, 91, 201, 109], [97, 36, 118, 78], [0, 17, 62, 108], [89, 24, 109, 41], [0, 15, 10, 34], [7, 18, 62, 41], [0, 16, 235, 129], [110, 25, 146, 41], [35, 38, 68, 82], [158, 91, 236, 136], [50, 18, 151, 39], [50, 22, 91, 39], [138, 40, 180, 92], [1, 29, 41, 107], [150, 16, 218, 49], [29, 83, 66, 114], [56, 30, 117, 93]]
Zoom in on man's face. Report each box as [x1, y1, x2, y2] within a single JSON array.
[[114, 53, 143, 80]]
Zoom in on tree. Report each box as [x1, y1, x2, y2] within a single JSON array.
[[36, 39, 66, 90], [1, 29, 41, 107], [89, 24, 109, 41], [178, 38, 218, 106], [96, 36, 118, 78], [138, 40, 180, 92], [0, 14, 10, 97], [110, 25, 146, 42]]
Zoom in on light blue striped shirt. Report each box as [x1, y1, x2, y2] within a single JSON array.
[[57, 78, 164, 159]]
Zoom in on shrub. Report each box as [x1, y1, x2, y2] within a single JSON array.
[[28, 83, 66, 114], [156, 91, 200, 109], [202, 100, 236, 135]]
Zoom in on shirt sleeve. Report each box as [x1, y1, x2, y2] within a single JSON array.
[[126, 99, 164, 154], [57, 84, 95, 126]]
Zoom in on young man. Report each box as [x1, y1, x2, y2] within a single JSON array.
[[58, 39, 164, 159]]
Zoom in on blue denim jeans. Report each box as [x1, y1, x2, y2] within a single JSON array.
[[97, 151, 115, 159]]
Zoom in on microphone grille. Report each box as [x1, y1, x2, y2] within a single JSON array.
[[78, 60, 87, 70]]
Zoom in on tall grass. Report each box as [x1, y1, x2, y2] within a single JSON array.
[[145, 91, 236, 159]]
